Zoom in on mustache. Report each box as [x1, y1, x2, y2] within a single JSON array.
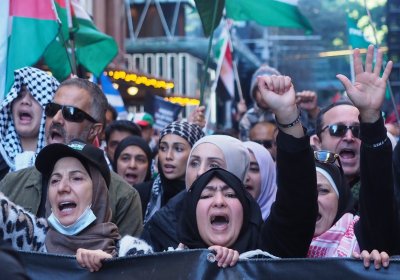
[[47, 123, 66, 138]]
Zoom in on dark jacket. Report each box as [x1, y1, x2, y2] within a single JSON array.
[[355, 116, 400, 255], [135, 170, 186, 221], [143, 129, 318, 257]]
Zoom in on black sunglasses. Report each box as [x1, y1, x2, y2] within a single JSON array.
[[321, 124, 360, 138], [314, 150, 343, 171], [45, 102, 98, 123], [252, 139, 274, 149]]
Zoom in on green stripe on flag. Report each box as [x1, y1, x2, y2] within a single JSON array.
[[226, 0, 312, 32], [6, 17, 58, 92]]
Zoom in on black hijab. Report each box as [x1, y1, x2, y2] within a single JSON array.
[[113, 135, 153, 181], [178, 168, 262, 253], [315, 161, 354, 224]]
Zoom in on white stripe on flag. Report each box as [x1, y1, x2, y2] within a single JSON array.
[[275, 0, 298, 5], [106, 94, 125, 107]]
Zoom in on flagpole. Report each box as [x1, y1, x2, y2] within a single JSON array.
[[228, 27, 244, 101], [65, 0, 77, 76], [199, 0, 220, 105]]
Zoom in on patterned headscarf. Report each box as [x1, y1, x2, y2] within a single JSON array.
[[143, 121, 204, 224], [0, 67, 59, 171], [159, 121, 205, 147]]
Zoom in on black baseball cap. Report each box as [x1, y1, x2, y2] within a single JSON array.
[[35, 140, 111, 187]]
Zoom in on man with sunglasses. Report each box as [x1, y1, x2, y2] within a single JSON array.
[[0, 78, 143, 237], [314, 45, 400, 261], [311, 97, 363, 210], [312, 99, 361, 187]]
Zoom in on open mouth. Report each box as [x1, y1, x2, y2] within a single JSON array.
[[19, 112, 32, 120], [316, 213, 322, 222], [58, 201, 77, 212], [125, 173, 138, 181], [339, 148, 355, 159], [245, 185, 253, 192], [210, 215, 229, 226], [19, 111, 32, 122]]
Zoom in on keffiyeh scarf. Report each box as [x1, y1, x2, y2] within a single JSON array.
[[0, 67, 59, 171], [307, 213, 360, 258]]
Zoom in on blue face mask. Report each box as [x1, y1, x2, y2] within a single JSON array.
[[47, 205, 97, 236]]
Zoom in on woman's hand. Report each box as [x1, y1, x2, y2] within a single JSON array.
[[76, 248, 112, 272], [353, 249, 389, 269], [208, 245, 239, 268]]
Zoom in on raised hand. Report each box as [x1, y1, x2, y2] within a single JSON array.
[[296, 90, 319, 118], [257, 75, 303, 137], [188, 105, 206, 128], [336, 45, 393, 123]]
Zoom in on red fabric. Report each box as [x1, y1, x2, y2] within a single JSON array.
[[10, 0, 57, 20]]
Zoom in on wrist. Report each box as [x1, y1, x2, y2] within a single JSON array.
[[359, 109, 380, 123], [276, 108, 301, 128]]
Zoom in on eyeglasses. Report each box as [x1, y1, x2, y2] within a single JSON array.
[[252, 139, 275, 149], [314, 150, 343, 171], [321, 124, 360, 138], [45, 102, 98, 123]]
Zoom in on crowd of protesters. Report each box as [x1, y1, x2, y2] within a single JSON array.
[[0, 45, 399, 273]]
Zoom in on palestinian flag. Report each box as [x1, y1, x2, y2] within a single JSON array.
[[226, 0, 312, 32], [44, 0, 118, 81], [0, 0, 59, 97]]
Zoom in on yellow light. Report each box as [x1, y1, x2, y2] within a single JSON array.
[[319, 46, 388, 58], [127, 86, 139, 96], [109, 70, 174, 90], [112, 83, 119, 90], [164, 97, 200, 106]]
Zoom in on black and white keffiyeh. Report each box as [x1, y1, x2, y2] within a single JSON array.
[[159, 121, 204, 147], [143, 121, 205, 224], [0, 67, 59, 171]]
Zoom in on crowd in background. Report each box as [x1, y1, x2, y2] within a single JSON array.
[[0, 45, 399, 275]]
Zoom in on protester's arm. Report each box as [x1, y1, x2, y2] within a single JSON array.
[[0, 192, 47, 252], [188, 105, 206, 128], [296, 90, 320, 120], [256, 75, 318, 257], [338, 45, 400, 254]]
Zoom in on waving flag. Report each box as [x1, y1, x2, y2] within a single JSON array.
[[44, 0, 118, 81], [1, 0, 59, 97], [195, 0, 312, 37], [214, 30, 234, 98], [100, 73, 127, 116], [226, 0, 312, 32]]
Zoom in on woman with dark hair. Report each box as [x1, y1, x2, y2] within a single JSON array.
[[135, 121, 204, 223], [113, 135, 153, 187]]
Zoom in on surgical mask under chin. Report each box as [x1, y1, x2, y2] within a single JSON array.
[[47, 205, 97, 236]]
